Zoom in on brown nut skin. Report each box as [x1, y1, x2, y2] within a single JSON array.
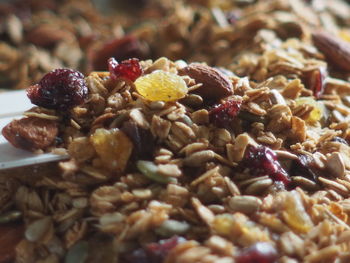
[[312, 30, 350, 72], [178, 63, 233, 101], [2, 117, 58, 151]]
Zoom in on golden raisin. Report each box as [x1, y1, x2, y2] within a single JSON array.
[[135, 70, 187, 102], [295, 97, 323, 124], [90, 128, 133, 172]]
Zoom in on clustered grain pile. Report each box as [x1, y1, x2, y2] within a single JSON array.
[[2, 0, 350, 263]]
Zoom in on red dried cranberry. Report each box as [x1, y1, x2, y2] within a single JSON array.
[[108, 57, 143, 82], [126, 236, 185, 263], [27, 69, 88, 111], [209, 99, 242, 129], [304, 67, 327, 99], [243, 145, 291, 187], [236, 242, 278, 263]]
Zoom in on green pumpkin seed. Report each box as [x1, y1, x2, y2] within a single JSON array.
[[136, 160, 173, 184]]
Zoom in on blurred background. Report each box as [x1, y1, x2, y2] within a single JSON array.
[[1, 0, 350, 90]]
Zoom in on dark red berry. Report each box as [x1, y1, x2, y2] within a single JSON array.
[[27, 69, 88, 111], [209, 99, 242, 129], [304, 67, 327, 99], [243, 145, 291, 187], [108, 57, 143, 82], [126, 236, 185, 263], [236, 242, 278, 263]]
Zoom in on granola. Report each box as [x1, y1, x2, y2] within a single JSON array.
[[2, 0, 350, 263]]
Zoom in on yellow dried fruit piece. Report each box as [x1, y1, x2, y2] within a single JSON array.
[[90, 128, 133, 172], [281, 192, 313, 233], [212, 214, 234, 237], [295, 97, 323, 124], [339, 30, 350, 43], [135, 70, 188, 102]]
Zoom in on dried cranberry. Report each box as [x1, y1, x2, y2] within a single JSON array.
[[121, 120, 155, 160], [108, 57, 143, 82], [209, 99, 242, 129], [126, 236, 185, 263], [27, 69, 88, 111], [289, 154, 319, 182], [236, 242, 278, 263], [243, 145, 291, 187], [304, 67, 327, 99]]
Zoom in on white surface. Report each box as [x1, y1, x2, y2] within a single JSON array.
[[0, 90, 68, 170], [0, 90, 33, 118]]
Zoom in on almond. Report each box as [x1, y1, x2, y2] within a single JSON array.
[[178, 63, 233, 101], [312, 30, 350, 72], [2, 117, 58, 151], [26, 24, 72, 48]]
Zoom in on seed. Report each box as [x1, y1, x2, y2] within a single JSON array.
[[155, 219, 190, 237], [0, 211, 22, 224], [136, 160, 174, 184]]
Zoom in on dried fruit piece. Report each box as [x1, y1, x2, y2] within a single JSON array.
[[90, 128, 133, 172], [0, 223, 25, 263], [289, 154, 319, 182], [303, 67, 327, 98], [178, 63, 233, 101], [209, 99, 242, 128], [242, 145, 291, 187], [135, 70, 187, 102], [295, 97, 323, 124], [121, 120, 155, 160], [236, 242, 278, 263], [312, 30, 350, 72], [108, 57, 143, 82], [2, 117, 58, 151], [281, 191, 314, 233], [27, 69, 88, 111], [126, 236, 185, 263]]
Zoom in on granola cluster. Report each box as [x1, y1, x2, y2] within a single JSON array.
[[2, 0, 350, 263]]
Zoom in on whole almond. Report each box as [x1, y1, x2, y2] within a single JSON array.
[[178, 63, 233, 101], [26, 24, 72, 48], [2, 117, 58, 151], [312, 30, 350, 72]]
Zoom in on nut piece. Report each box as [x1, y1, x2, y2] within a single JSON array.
[[2, 117, 58, 151], [178, 63, 233, 100], [312, 30, 350, 72]]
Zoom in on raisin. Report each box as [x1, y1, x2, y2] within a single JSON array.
[[242, 145, 291, 187], [108, 57, 143, 82], [209, 99, 242, 129], [289, 154, 319, 182], [27, 69, 88, 111], [236, 242, 278, 263], [121, 120, 155, 160]]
